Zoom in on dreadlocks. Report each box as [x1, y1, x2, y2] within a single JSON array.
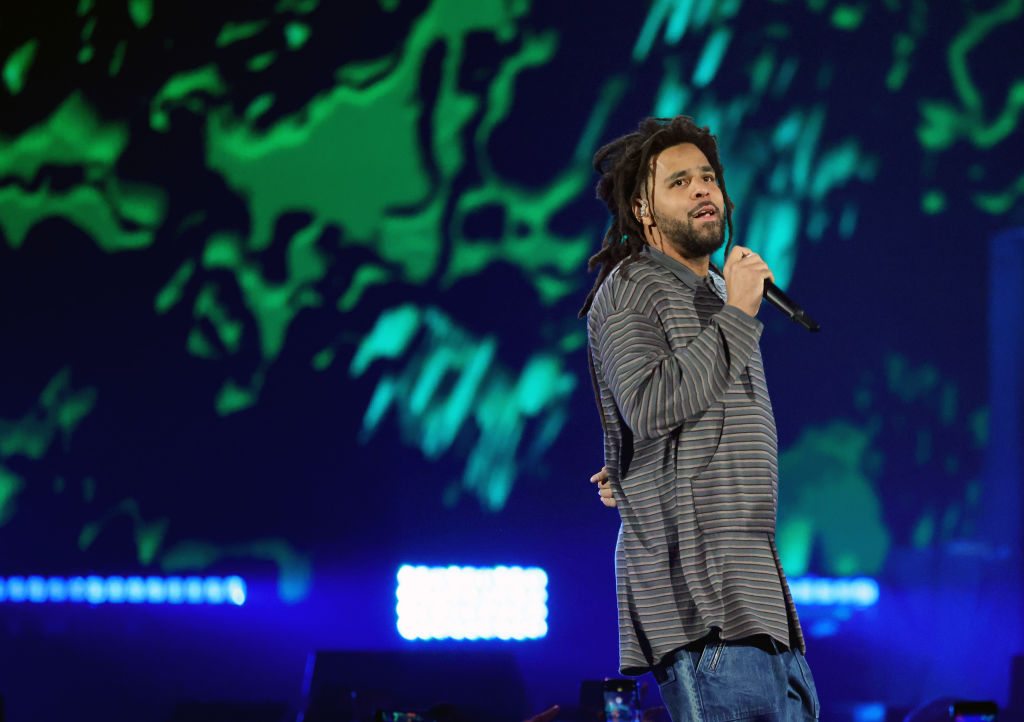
[[578, 116, 736, 318]]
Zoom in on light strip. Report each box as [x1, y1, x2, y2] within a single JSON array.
[[0, 575, 247, 605], [396, 565, 548, 641], [788, 576, 879, 607]]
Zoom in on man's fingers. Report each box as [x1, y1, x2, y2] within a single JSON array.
[[589, 466, 609, 484]]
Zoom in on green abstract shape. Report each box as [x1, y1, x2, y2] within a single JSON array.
[[0, 466, 25, 527], [809, 138, 864, 200], [559, 330, 586, 353], [0, 368, 96, 460], [82, 16, 97, 42], [473, 30, 558, 178], [885, 353, 939, 403], [750, 50, 775, 96], [633, 0, 675, 61], [160, 537, 312, 602], [77, 46, 94, 65], [921, 189, 946, 214], [338, 264, 392, 312], [831, 4, 866, 30], [654, 61, 691, 118], [193, 282, 243, 353], [155, 259, 197, 314], [886, 33, 914, 91], [0, 125, 166, 254], [187, 328, 219, 359], [108, 177, 167, 227], [969, 407, 988, 448], [205, 57, 429, 252], [3, 39, 38, 95], [78, 498, 169, 565], [911, 510, 935, 549], [446, 177, 592, 304], [515, 353, 576, 416], [216, 379, 261, 416], [150, 65, 226, 132], [244, 93, 275, 123], [285, 22, 311, 49], [216, 20, 268, 48], [975, 173, 1024, 214], [248, 51, 278, 72], [355, 305, 575, 511], [350, 304, 423, 377], [312, 348, 334, 370], [187, 222, 328, 413], [109, 41, 126, 77], [129, 0, 153, 28], [918, 0, 1024, 151], [778, 420, 890, 576], [0, 92, 126, 184], [276, 0, 318, 12], [692, 27, 732, 87], [747, 197, 799, 289]]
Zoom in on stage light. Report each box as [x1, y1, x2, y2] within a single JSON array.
[[0, 575, 247, 606], [396, 565, 548, 641], [788, 576, 879, 607]]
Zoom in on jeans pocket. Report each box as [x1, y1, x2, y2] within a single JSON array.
[[698, 640, 725, 673], [697, 643, 779, 722], [794, 651, 821, 719]]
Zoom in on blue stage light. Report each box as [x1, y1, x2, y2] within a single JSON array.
[[396, 564, 548, 641], [788, 576, 879, 607], [0, 575, 248, 606]]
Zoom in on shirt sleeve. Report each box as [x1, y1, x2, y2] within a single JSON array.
[[595, 301, 763, 440]]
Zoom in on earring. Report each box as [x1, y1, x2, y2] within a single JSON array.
[[639, 201, 648, 217]]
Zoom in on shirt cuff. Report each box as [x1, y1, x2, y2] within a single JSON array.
[[714, 305, 763, 359]]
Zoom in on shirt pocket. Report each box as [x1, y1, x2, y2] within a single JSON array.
[[688, 467, 777, 534]]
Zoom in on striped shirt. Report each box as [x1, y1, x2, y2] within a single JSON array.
[[587, 246, 805, 675]]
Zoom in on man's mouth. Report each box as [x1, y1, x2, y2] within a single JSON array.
[[691, 204, 718, 220]]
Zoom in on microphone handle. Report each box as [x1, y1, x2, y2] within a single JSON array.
[[764, 280, 820, 333]]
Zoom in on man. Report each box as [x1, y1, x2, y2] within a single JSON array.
[[580, 116, 819, 722]]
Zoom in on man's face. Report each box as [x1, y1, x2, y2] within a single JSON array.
[[647, 142, 725, 259]]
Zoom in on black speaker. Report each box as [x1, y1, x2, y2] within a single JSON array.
[[299, 650, 528, 722]]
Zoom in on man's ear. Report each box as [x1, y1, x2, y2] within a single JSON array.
[[633, 199, 654, 228]]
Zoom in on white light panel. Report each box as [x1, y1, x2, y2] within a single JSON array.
[[788, 576, 879, 607], [396, 565, 548, 641]]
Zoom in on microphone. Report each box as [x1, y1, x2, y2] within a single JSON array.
[[764, 280, 820, 332]]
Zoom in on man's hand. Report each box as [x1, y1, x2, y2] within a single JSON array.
[[723, 245, 775, 318], [590, 466, 616, 508]]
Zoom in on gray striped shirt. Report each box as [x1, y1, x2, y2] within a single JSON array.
[[587, 246, 805, 675]]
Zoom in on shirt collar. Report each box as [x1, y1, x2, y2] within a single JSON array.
[[644, 244, 724, 298]]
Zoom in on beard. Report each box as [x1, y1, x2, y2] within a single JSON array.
[[657, 212, 725, 259]]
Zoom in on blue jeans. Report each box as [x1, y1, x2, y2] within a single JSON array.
[[653, 633, 820, 722]]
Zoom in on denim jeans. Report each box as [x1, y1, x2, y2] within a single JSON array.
[[653, 633, 820, 722]]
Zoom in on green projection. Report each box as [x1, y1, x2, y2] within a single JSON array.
[[0, 93, 166, 251], [0, 370, 96, 527], [352, 305, 576, 511], [2, 40, 37, 95], [778, 421, 888, 576], [1, 0, 1019, 595]]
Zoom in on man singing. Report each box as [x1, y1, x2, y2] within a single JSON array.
[[580, 116, 819, 722]]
